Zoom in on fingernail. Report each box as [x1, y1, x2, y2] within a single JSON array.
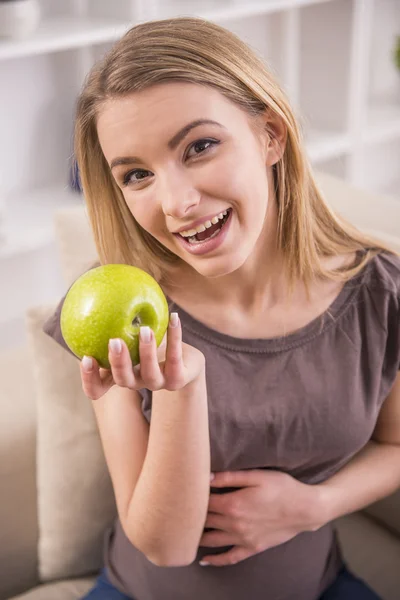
[[140, 326, 152, 343], [210, 473, 215, 481], [82, 356, 93, 372], [199, 561, 210, 567], [170, 312, 179, 328], [109, 338, 122, 354]]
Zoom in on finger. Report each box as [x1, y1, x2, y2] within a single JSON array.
[[204, 512, 229, 530], [156, 331, 168, 363], [108, 338, 136, 388], [199, 530, 236, 548], [80, 356, 113, 400], [208, 493, 231, 514], [200, 546, 253, 567], [210, 470, 263, 488], [163, 312, 184, 389], [138, 326, 164, 389]]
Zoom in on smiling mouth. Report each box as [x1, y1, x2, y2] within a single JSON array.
[[176, 208, 232, 245]]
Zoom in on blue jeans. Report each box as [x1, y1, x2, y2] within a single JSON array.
[[82, 569, 132, 599], [81, 565, 382, 599], [319, 566, 381, 599]]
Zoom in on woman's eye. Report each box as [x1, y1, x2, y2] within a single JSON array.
[[122, 169, 151, 186], [121, 139, 219, 186], [186, 139, 219, 160]]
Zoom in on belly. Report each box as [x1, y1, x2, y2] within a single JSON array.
[[104, 519, 343, 600]]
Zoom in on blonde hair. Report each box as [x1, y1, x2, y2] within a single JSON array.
[[74, 16, 399, 302]]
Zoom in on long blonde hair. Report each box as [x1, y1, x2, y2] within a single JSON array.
[[74, 16, 398, 302]]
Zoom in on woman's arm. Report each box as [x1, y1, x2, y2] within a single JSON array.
[[87, 318, 211, 569], [317, 372, 400, 524], [128, 373, 211, 566], [93, 372, 210, 568]]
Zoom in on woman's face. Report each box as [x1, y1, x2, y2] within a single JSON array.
[[97, 82, 283, 279]]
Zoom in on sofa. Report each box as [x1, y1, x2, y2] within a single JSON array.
[[1, 171, 400, 600]]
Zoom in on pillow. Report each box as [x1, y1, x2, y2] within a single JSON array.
[[26, 304, 117, 582], [53, 205, 99, 287], [363, 490, 400, 539]]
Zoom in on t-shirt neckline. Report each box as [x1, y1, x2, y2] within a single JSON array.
[[166, 250, 371, 354]]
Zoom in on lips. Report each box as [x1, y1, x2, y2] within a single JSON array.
[[180, 209, 231, 243], [173, 207, 233, 256], [173, 209, 230, 236]]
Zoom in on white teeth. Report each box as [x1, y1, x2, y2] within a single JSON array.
[[179, 210, 229, 238]]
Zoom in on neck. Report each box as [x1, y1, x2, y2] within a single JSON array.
[[165, 199, 299, 315]]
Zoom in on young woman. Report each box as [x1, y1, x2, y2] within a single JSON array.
[[45, 16, 400, 600]]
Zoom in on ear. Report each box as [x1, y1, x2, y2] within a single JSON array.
[[258, 109, 288, 167]]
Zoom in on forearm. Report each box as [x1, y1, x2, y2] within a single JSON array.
[[127, 372, 210, 566], [317, 440, 400, 525]]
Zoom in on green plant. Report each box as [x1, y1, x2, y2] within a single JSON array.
[[395, 36, 400, 72]]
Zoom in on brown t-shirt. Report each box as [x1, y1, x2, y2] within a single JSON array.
[[44, 249, 400, 600]]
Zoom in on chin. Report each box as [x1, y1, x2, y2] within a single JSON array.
[[191, 252, 250, 280]]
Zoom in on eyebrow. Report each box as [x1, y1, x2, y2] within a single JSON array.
[[110, 119, 224, 171]]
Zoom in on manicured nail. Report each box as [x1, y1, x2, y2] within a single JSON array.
[[210, 473, 215, 481], [199, 561, 210, 567], [109, 338, 122, 354], [82, 356, 93, 372], [170, 312, 179, 328], [140, 326, 152, 343]]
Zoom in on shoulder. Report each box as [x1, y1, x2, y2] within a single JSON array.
[[360, 251, 400, 373], [357, 251, 400, 330], [363, 251, 400, 297], [360, 251, 400, 333]]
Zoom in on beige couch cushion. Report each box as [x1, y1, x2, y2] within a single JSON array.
[[315, 171, 400, 240], [336, 513, 400, 600], [25, 304, 117, 582], [363, 489, 400, 539], [0, 345, 39, 600], [8, 577, 95, 600], [54, 206, 98, 288]]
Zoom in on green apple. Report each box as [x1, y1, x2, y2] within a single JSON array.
[[60, 264, 169, 369]]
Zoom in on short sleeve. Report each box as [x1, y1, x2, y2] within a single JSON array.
[[380, 252, 400, 373]]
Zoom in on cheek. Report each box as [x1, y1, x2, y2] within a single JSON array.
[[213, 153, 269, 213], [204, 155, 245, 200], [124, 196, 169, 241], [124, 197, 153, 231], [219, 146, 267, 185]]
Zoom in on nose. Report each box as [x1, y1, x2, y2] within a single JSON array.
[[160, 172, 201, 220]]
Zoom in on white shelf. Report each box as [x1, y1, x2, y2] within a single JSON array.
[[0, 0, 334, 60], [0, 185, 83, 258], [364, 96, 400, 145], [0, 16, 129, 60], [151, 0, 332, 21], [305, 129, 351, 163], [383, 178, 400, 201]]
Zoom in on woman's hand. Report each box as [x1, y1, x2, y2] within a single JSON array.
[[79, 312, 206, 400], [199, 469, 325, 567]]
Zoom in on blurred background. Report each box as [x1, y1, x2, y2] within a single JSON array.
[[0, 0, 399, 350]]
